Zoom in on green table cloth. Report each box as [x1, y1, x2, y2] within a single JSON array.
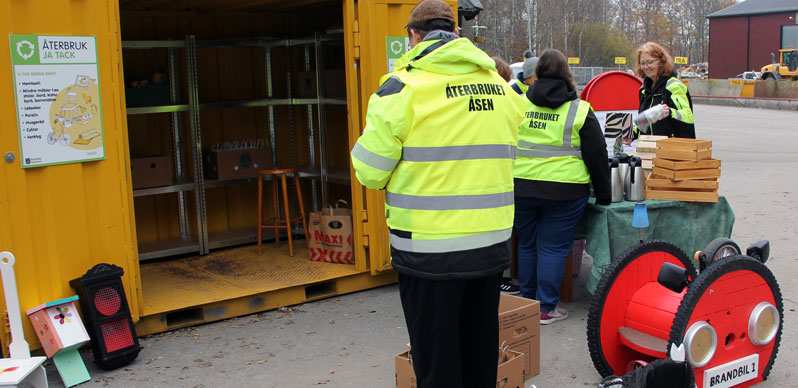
[[586, 196, 734, 294]]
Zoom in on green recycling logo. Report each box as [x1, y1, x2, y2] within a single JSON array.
[[386, 36, 409, 60], [16, 40, 35, 60], [390, 40, 403, 56]]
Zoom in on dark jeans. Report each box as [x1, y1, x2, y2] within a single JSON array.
[[514, 195, 588, 312], [398, 272, 502, 388]]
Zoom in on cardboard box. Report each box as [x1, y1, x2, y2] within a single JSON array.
[[394, 348, 525, 388], [496, 348, 525, 388], [395, 350, 417, 388], [499, 294, 541, 380], [295, 70, 347, 98], [131, 155, 173, 189], [203, 148, 271, 180]]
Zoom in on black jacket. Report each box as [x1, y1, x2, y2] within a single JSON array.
[[516, 77, 611, 205], [639, 72, 696, 138]]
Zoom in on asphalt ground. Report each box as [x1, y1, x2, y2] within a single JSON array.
[[43, 103, 798, 387]]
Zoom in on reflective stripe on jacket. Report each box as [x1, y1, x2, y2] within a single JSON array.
[[351, 35, 526, 253], [514, 98, 591, 184]]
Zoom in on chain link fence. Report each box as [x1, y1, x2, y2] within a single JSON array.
[[571, 67, 635, 86]]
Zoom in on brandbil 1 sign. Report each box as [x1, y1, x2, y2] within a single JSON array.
[[9, 34, 104, 168]]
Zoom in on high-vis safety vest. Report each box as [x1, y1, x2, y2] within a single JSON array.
[[514, 98, 591, 184], [510, 78, 528, 95], [351, 36, 526, 253], [641, 77, 694, 123], [637, 76, 695, 138]]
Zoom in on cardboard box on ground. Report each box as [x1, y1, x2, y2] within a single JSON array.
[[498, 294, 541, 380], [395, 294, 540, 387], [395, 348, 525, 388]]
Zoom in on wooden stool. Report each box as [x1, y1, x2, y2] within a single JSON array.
[[257, 168, 309, 256]]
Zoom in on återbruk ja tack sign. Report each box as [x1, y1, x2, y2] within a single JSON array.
[[9, 34, 105, 168]]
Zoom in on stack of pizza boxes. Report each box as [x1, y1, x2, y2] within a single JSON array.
[[645, 138, 720, 203]]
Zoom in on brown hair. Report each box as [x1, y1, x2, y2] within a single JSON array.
[[492, 56, 513, 82], [635, 42, 675, 79], [535, 49, 576, 91]]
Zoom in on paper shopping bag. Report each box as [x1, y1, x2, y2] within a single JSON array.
[[308, 200, 354, 264]]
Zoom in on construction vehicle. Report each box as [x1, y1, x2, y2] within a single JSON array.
[[760, 48, 798, 80]]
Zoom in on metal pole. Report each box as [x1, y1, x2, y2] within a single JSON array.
[[313, 32, 329, 208], [265, 48, 277, 168], [186, 35, 208, 254], [168, 46, 189, 238], [304, 46, 319, 212], [526, 0, 532, 54]]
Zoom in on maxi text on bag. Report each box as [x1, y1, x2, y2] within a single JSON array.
[[308, 200, 354, 264]]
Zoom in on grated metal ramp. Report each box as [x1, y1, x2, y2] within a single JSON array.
[[135, 240, 397, 335]]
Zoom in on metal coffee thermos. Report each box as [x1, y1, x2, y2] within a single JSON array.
[[610, 158, 623, 202], [624, 156, 646, 201], [616, 153, 630, 192]]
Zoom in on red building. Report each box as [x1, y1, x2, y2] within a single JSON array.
[[707, 0, 798, 79]]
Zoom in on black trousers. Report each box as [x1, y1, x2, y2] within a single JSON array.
[[398, 272, 502, 388]]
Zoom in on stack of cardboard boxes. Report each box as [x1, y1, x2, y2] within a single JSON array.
[[395, 295, 540, 387]]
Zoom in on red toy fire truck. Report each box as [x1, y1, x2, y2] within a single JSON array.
[[588, 238, 782, 388]]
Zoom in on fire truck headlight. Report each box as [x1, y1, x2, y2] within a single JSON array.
[[684, 321, 717, 368], [749, 302, 779, 346]]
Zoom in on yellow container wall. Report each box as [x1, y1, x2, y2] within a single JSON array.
[[0, 0, 140, 349]]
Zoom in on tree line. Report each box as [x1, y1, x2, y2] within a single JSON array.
[[461, 0, 736, 67]]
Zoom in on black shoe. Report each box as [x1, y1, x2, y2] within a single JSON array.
[[499, 277, 520, 295]]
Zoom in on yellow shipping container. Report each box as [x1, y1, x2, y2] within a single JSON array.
[[0, 0, 458, 351]]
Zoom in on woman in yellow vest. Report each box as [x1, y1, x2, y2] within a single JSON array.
[[514, 49, 611, 324], [636, 42, 696, 138]]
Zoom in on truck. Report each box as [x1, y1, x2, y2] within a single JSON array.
[[760, 48, 798, 80]]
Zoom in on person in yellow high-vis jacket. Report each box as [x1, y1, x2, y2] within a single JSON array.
[[636, 42, 696, 138], [509, 55, 538, 96], [350, 1, 525, 385], [513, 49, 611, 325]]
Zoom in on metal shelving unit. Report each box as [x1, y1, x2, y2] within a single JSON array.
[[124, 32, 347, 261]]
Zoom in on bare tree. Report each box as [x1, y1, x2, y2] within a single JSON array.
[[459, 0, 735, 67]]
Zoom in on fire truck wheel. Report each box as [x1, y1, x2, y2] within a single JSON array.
[[588, 240, 696, 377], [669, 255, 782, 388], [700, 238, 740, 271]]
